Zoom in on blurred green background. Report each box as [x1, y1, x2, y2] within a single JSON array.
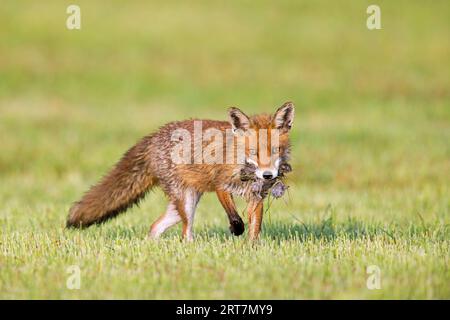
[[0, 1, 449, 299]]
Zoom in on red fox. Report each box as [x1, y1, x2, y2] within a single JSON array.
[[67, 102, 295, 240]]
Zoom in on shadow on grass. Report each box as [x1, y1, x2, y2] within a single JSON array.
[[82, 216, 441, 243], [91, 224, 147, 240], [200, 217, 395, 242], [262, 218, 375, 241]]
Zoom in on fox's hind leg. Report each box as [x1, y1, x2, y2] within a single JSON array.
[[148, 201, 181, 239], [216, 190, 245, 236], [174, 188, 202, 241]]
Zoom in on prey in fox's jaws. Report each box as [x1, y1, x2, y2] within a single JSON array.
[[67, 102, 295, 241]]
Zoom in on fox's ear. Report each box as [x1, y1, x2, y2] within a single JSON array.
[[273, 101, 295, 132], [228, 107, 250, 133]]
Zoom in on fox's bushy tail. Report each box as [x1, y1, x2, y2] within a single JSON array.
[[67, 136, 157, 228]]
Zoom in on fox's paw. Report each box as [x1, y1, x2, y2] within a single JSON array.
[[229, 217, 245, 236]]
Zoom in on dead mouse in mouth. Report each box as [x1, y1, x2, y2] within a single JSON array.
[[240, 161, 291, 200]]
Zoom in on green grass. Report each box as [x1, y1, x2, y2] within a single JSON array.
[[0, 0, 449, 299]]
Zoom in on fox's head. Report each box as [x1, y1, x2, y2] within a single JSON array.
[[228, 102, 295, 180]]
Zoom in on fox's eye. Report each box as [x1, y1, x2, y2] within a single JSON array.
[[272, 146, 279, 154], [249, 149, 257, 155]]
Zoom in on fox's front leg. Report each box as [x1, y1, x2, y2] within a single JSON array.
[[216, 190, 245, 236], [247, 199, 264, 240]]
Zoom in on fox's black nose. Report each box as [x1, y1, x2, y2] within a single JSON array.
[[262, 171, 274, 180]]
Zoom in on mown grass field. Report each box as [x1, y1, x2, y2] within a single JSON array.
[[0, 1, 449, 299]]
